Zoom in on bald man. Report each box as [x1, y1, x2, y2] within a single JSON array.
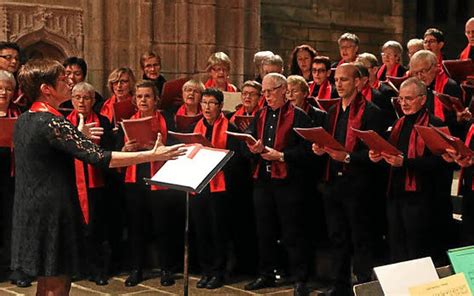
[[460, 17, 474, 60], [312, 63, 388, 295]]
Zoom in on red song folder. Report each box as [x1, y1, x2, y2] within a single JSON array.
[[160, 77, 189, 111], [168, 131, 213, 147], [113, 99, 136, 123], [414, 125, 453, 155], [175, 114, 203, 132], [120, 116, 157, 150], [233, 115, 254, 131], [225, 131, 270, 153], [293, 127, 347, 152], [315, 98, 341, 112], [0, 117, 16, 147], [442, 59, 474, 83], [433, 91, 465, 112], [351, 128, 402, 155]]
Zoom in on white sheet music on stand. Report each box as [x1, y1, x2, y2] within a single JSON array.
[[147, 144, 234, 193], [374, 257, 439, 296]]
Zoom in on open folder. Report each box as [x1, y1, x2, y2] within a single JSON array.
[[146, 144, 234, 193], [0, 117, 16, 147], [225, 131, 270, 152], [351, 128, 402, 155], [113, 99, 136, 123], [160, 77, 189, 111], [415, 125, 474, 157], [168, 131, 213, 147], [233, 115, 254, 131], [120, 116, 157, 150], [175, 114, 203, 132], [442, 59, 474, 83], [293, 127, 346, 151], [433, 91, 465, 112], [315, 98, 340, 112]]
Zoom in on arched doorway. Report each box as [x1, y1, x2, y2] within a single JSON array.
[[22, 41, 66, 63]]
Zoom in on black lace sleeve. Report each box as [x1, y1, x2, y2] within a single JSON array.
[[46, 116, 112, 168]]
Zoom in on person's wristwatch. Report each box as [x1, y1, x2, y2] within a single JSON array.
[[279, 152, 285, 162], [343, 153, 351, 164]]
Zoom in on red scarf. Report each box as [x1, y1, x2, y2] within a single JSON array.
[[175, 103, 201, 116], [30, 101, 63, 116], [433, 70, 450, 121], [388, 110, 429, 192], [124, 110, 168, 190], [377, 64, 401, 81], [194, 113, 228, 192], [309, 79, 332, 99], [257, 96, 266, 109], [229, 105, 258, 124], [361, 84, 373, 102], [204, 79, 237, 92], [253, 101, 294, 179], [371, 79, 381, 90], [99, 95, 132, 123], [324, 93, 366, 180], [460, 44, 472, 60], [67, 110, 105, 224]]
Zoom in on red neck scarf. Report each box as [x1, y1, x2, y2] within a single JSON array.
[[460, 44, 472, 60], [433, 70, 450, 121], [194, 113, 229, 192], [324, 93, 366, 180], [371, 79, 381, 90], [100, 95, 132, 123], [253, 101, 295, 179], [389, 110, 429, 192], [204, 79, 237, 92], [361, 84, 373, 102], [30, 101, 63, 116], [229, 105, 258, 124], [124, 110, 168, 190], [377, 63, 401, 80], [67, 110, 105, 224], [175, 103, 201, 116], [309, 79, 332, 99]]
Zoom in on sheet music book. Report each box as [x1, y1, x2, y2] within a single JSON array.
[[175, 114, 203, 132], [0, 117, 16, 147], [315, 98, 341, 112], [442, 59, 474, 83], [146, 144, 234, 193], [433, 91, 465, 112], [113, 99, 136, 122], [168, 131, 213, 147], [414, 125, 453, 155], [409, 273, 472, 296], [160, 77, 189, 111], [120, 116, 156, 150], [351, 128, 402, 155], [374, 257, 439, 296], [223, 92, 242, 112], [233, 115, 254, 131], [448, 245, 474, 293], [293, 127, 347, 152]]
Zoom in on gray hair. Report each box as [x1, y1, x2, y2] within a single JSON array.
[[254, 51, 274, 66], [400, 77, 427, 96], [407, 38, 424, 50], [182, 79, 205, 93], [264, 72, 287, 87], [72, 82, 96, 99], [356, 52, 379, 68], [410, 50, 437, 68], [0, 70, 16, 89], [382, 40, 403, 56], [262, 54, 284, 68]]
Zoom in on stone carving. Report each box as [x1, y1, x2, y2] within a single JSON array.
[[0, 2, 84, 56]]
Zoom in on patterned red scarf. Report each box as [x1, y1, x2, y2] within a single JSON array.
[[194, 113, 229, 192], [253, 101, 294, 179], [388, 110, 429, 192], [124, 110, 168, 191]]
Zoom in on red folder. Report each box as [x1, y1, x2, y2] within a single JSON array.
[[168, 131, 213, 147], [315, 98, 341, 112], [293, 127, 347, 152], [120, 116, 157, 150], [0, 117, 16, 147], [414, 125, 453, 155], [226, 131, 270, 152], [233, 115, 254, 131], [386, 75, 409, 93], [442, 59, 474, 83], [431, 125, 474, 157], [175, 114, 203, 132], [160, 77, 189, 110], [433, 91, 465, 112], [113, 99, 136, 122], [351, 128, 402, 155]]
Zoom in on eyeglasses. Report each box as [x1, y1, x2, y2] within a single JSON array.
[[339, 45, 355, 50], [286, 89, 301, 95], [381, 52, 397, 58], [211, 66, 227, 73], [312, 68, 327, 74], [72, 95, 93, 101], [0, 55, 19, 61], [395, 94, 424, 103], [183, 87, 201, 94], [466, 30, 474, 36], [0, 87, 13, 93], [423, 39, 438, 45], [411, 64, 435, 77], [242, 91, 259, 97], [112, 79, 129, 85], [200, 101, 220, 107], [262, 84, 282, 94]]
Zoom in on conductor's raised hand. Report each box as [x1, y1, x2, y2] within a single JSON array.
[[247, 139, 265, 154], [77, 113, 104, 140], [149, 133, 186, 161]]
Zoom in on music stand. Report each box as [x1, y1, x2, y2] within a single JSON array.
[[145, 144, 234, 296]]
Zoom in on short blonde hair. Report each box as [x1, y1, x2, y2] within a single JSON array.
[[287, 75, 309, 95], [206, 52, 232, 72], [107, 67, 136, 96], [182, 79, 205, 93]]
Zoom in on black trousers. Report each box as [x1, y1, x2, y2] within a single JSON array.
[[322, 175, 377, 289], [253, 178, 309, 282], [190, 189, 230, 277], [125, 183, 185, 271]]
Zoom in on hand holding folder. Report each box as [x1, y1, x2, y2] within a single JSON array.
[[414, 125, 473, 157], [442, 59, 474, 83], [433, 91, 465, 112], [120, 116, 157, 150], [233, 115, 254, 131]]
